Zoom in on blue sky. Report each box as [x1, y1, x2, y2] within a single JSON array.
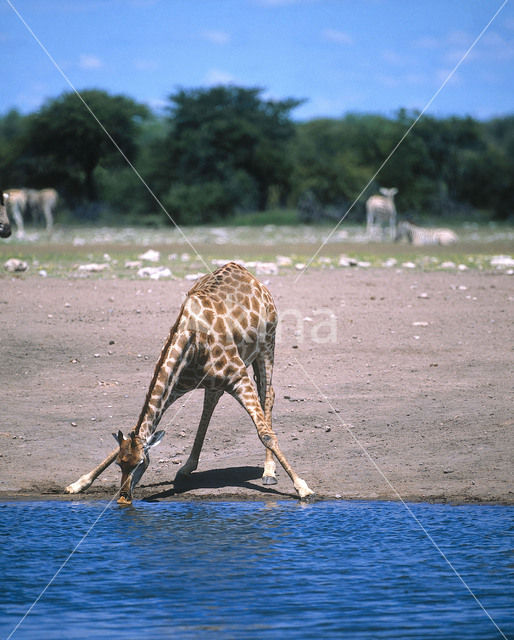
[[1, 0, 513, 121]]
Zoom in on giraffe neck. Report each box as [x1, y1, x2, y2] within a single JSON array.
[[134, 319, 195, 444]]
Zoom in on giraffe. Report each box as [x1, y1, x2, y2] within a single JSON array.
[[65, 262, 315, 504]]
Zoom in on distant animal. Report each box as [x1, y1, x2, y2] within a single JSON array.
[[2, 188, 58, 236], [395, 221, 458, 246], [366, 187, 398, 240], [0, 193, 12, 238]]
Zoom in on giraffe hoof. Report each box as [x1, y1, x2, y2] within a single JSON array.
[[300, 492, 317, 503], [117, 495, 133, 506], [262, 476, 278, 486]]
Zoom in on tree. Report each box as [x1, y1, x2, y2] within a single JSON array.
[[25, 90, 149, 202], [157, 86, 301, 222], [0, 109, 31, 187]]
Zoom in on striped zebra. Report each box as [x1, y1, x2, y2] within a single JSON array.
[[0, 193, 12, 238], [366, 187, 398, 241], [396, 221, 458, 246], [2, 187, 57, 236]]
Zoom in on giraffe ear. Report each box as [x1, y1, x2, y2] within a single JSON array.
[[113, 430, 125, 445], [147, 430, 165, 449]]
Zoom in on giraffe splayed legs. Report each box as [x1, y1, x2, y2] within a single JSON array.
[[65, 262, 314, 503]]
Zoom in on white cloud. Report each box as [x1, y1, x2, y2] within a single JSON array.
[[201, 30, 230, 45], [204, 69, 237, 85], [322, 28, 353, 45], [79, 54, 103, 70]]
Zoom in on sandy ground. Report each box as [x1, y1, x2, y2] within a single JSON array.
[[0, 267, 512, 504]]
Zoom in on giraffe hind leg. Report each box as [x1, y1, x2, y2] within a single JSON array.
[[232, 375, 314, 500], [253, 357, 277, 486]]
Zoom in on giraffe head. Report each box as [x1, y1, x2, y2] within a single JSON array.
[[112, 430, 165, 505]]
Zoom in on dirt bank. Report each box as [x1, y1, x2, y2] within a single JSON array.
[[1, 268, 512, 503]]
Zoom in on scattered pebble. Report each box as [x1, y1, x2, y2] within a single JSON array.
[[402, 261, 416, 269]]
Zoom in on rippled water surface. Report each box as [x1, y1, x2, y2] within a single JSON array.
[[1, 500, 512, 639]]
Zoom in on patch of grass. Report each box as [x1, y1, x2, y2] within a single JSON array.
[[0, 223, 512, 279], [227, 209, 299, 226]]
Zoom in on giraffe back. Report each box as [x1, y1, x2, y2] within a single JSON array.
[[180, 262, 277, 360]]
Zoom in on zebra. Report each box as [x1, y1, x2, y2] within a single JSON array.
[[366, 187, 398, 241], [2, 188, 58, 236], [395, 221, 458, 246], [0, 193, 12, 238]]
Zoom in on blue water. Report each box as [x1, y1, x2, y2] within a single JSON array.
[[0, 501, 512, 640]]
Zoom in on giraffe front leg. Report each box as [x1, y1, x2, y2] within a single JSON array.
[[176, 390, 223, 479], [65, 448, 119, 494]]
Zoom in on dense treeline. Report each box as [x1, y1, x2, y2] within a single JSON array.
[[1, 86, 513, 224]]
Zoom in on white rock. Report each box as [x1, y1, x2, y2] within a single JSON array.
[[295, 263, 306, 270], [125, 260, 143, 269], [137, 266, 172, 280], [256, 262, 278, 276], [440, 261, 456, 269], [276, 255, 293, 267], [4, 258, 29, 272], [339, 255, 358, 267], [402, 261, 416, 269], [184, 272, 206, 281], [383, 258, 397, 268], [138, 249, 160, 262], [490, 255, 514, 268], [77, 263, 110, 272]]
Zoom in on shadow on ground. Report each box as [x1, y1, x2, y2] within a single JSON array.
[[141, 466, 292, 501]]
